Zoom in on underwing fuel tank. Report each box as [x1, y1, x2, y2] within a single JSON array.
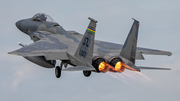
[[24, 56, 56, 68]]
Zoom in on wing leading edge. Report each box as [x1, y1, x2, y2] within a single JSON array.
[[8, 33, 69, 60]]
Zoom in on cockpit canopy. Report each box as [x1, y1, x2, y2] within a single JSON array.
[[32, 13, 56, 23]]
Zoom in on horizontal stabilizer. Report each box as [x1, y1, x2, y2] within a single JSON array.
[[139, 66, 171, 70], [138, 48, 173, 56], [63, 66, 95, 71], [136, 52, 144, 60]]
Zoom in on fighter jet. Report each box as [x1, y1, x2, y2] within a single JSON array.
[[8, 13, 172, 78]]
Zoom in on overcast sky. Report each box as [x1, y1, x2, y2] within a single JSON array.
[[0, 0, 180, 101]]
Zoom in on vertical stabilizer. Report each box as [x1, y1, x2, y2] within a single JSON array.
[[74, 17, 98, 64], [120, 19, 139, 64]]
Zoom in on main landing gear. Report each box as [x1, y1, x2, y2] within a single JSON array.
[[83, 71, 91, 77], [55, 66, 61, 78], [55, 62, 92, 78], [55, 62, 68, 78]]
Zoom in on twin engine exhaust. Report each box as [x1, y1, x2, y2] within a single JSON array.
[[92, 56, 129, 73]]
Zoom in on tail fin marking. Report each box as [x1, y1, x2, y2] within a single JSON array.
[[74, 17, 98, 64]]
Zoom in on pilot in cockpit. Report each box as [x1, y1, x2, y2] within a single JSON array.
[[32, 13, 46, 22], [32, 13, 56, 23]]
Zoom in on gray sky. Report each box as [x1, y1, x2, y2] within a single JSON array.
[[0, 0, 180, 101]]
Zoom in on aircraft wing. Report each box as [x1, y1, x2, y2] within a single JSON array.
[[95, 40, 172, 57], [8, 34, 69, 60]]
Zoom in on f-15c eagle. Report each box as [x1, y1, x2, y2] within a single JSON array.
[[8, 13, 172, 78]]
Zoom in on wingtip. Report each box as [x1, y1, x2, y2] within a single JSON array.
[[168, 52, 173, 56], [7, 52, 12, 54], [8, 52, 17, 55]]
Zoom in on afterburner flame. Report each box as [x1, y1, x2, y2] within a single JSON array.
[[115, 61, 126, 73], [115, 62, 122, 72], [98, 62, 116, 73], [98, 62, 108, 73], [98, 61, 136, 73]]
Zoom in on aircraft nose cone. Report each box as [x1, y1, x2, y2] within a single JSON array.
[[15, 20, 23, 31]]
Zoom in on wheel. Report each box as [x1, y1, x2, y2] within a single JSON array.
[[55, 66, 61, 78], [83, 71, 91, 77]]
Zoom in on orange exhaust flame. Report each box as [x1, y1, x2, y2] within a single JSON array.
[[98, 62, 108, 73], [115, 61, 122, 72], [115, 61, 126, 73], [98, 61, 138, 73], [116, 62, 138, 72], [98, 62, 116, 73]]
